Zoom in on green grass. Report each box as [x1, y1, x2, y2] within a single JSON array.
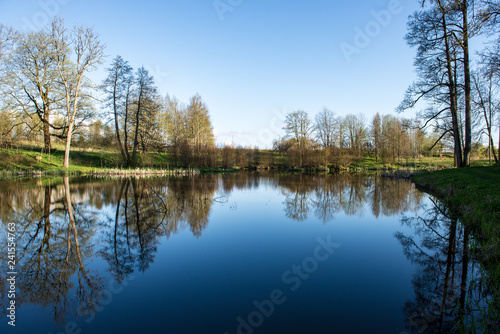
[[412, 166, 500, 258], [412, 166, 500, 229], [352, 155, 492, 170], [0, 146, 177, 177], [0, 146, 244, 178], [412, 166, 500, 328], [198, 167, 241, 174]]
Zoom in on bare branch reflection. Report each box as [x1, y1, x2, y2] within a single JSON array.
[[397, 199, 498, 333], [0, 174, 426, 327]]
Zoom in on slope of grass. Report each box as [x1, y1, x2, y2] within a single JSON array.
[[412, 166, 500, 229], [412, 166, 500, 322], [412, 167, 500, 251], [0, 147, 177, 177], [353, 155, 491, 170]]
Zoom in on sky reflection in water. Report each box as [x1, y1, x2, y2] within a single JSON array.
[[0, 174, 487, 334]]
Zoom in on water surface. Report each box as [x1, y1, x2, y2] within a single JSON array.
[[0, 174, 489, 333]]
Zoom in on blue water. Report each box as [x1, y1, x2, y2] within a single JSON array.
[[0, 174, 470, 334]]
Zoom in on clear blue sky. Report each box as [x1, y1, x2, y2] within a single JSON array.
[[0, 0, 422, 148]]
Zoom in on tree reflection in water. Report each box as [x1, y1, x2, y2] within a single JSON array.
[[0, 174, 481, 330], [396, 198, 498, 333], [271, 174, 423, 222], [98, 177, 217, 283], [0, 178, 104, 326], [0, 176, 219, 325]]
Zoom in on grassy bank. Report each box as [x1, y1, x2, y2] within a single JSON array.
[[412, 166, 500, 263], [412, 166, 500, 326], [412, 166, 500, 230], [0, 147, 172, 170], [0, 147, 202, 178], [412, 166, 500, 255]]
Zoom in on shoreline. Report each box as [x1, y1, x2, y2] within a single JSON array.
[[411, 166, 500, 300]]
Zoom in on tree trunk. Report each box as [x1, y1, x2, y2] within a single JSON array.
[[43, 108, 51, 153], [487, 104, 498, 164], [140, 132, 146, 153], [440, 3, 463, 167], [113, 82, 126, 164], [475, 75, 499, 164], [131, 92, 142, 166], [123, 93, 131, 167], [63, 120, 73, 168], [462, 2, 472, 167]]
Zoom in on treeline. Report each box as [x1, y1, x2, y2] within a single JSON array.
[[0, 20, 217, 168], [2, 3, 500, 171], [101, 56, 217, 167], [270, 109, 443, 169]]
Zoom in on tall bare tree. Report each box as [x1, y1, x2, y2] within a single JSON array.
[[184, 94, 215, 166], [315, 107, 336, 148], [284, 110, 314, 144], [51, 18, 105, 168], [472, 72, 499, 163], [102, 56, 134, 165], [345, 114, 366, 155], [408, 0, 497, 166], [163, 95, 186, 165], [371, 113, 382, 161], [130, 66, 158, 165], [283, 110, 314, 166], [479, 0, 500, 162], [399, 4, 465, 166], [1, 29, 65, 152]]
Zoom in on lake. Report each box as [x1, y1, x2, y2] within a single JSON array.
[[0, 174, 492, 333]]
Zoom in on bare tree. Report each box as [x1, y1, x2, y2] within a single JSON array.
[[185, 94, 215, 166], [382, 115, 410, 162], [472, 72, 498, 163], [399, 3, 465, 166], [414, 0, 495, 166], [334, 116, 347, 149], [0, 24, 15, 60], [51, 18, 105, 168], [345, 114, 366, 155], [283, 110, 314, 143], [283, 110, 314, 166], [479, 0, 500, 162], [1, 29, 66, 152], [102, 56, 134, 165], [130, 66, 158, 164], [371, 113, 382, 161], [448, 0, 475, 167], [163, 95, 187, 166], [315, 107, 336, 148]]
